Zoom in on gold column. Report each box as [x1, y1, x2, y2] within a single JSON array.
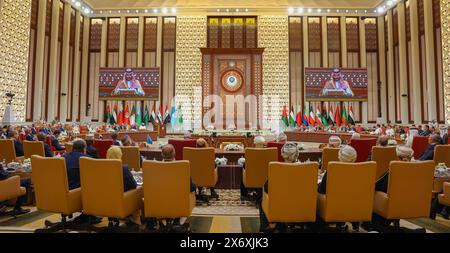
[[33, 0, 47, 121], [321, 16, 328, 67], [79, 17, 90, 119], [424, 0, 437, 122], [137, 16, 144, 67], [409, 0, 423, 124], [359, 17, 368, 124], [302, 17, 309, 107], [387, 10, 396, 123], [378, 16, 388, 123], [59, 3, 71, 122], [156, 16, 163, 101], [340, 16, 347, 67], [119, 16, 126, 67], [398, 2, 409, 124], [98, 18, 108, 122], [441, 0, 450, 124], [71, 12, 81, 120], [46, 0, 60, 121]]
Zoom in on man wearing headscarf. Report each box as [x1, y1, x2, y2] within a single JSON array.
[[318, 145, 357, 194], [375, 145, 414, 193], [328, 136, 342, 148], [259, 142, 300, 232]]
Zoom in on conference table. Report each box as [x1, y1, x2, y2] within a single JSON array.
[[75, 130, 158, 143], [285, 131, 379, 144], [139, 147, 322, 189]]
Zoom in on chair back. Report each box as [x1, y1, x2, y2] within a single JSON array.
[[183, 147, 217, 187], [266, 162, 318, 222], [322, 162, 377, 222], [371, 146, 398, 180], [120, 146, 141, 171], [65, 143, 73, 153], [0, 176, 24, 202], [220, 142, 244, 150], [267, 142, 286, 162], [243, 148, 278, 188], [385, 161, 435, 219], [321, 148, 340, 171], [434, 145, 450, 167], [350, 138, 378, 162], [31, 155, 81, 215], [79, 157, 125, 218], [142, 160, 194, 218], [24, 141, 45, 159], [92, 139, 113, 158], [411, 136, 430, 160], [0, 139, 17, 163], [168, 139, 197, 160]]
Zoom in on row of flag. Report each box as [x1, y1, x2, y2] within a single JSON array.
[[281, 103, 355, 128], [105, 101, 183, 126]]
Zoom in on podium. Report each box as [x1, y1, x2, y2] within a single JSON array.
[[2, 105, 16, 125], [157, 123, 167, 138]]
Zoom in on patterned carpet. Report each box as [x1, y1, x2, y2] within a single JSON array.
[[193, 190, 259, 217]]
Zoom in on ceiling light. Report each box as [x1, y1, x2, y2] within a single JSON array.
[[288, 7, 294, 14], [171, 8, 176, 14], [297, 8, 304, 13], [162, 7, 168, 14]]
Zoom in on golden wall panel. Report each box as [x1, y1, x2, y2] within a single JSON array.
[[0, 0, 32, 122], [175, 16, 207, 127], [258, 16, 289, 122], [441, 0, 450, 124]]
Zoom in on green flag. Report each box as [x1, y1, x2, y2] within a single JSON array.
[[143, 105, 150, 125], [289, 106, 296, 127], [342, 104, 349, 127], [177, 104, 183, 124], [136, 103, 142, 126]]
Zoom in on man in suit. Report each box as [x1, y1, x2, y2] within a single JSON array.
[[0, 164, 31, 216], [161, 144, 196, 193], [420, 125, 432, 137], [51, 130, 65, 151], [37, 133, 53, 157], [7, 130, 24, 157], [62, 139, 89, 190], [419, 134, 442, 161], [85, 135, 99, 159]]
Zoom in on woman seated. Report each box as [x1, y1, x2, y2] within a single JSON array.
[[106, 146, 138, 192], [374, 145, 414, 194], [259, 142, 299, 232], [318, 145, 357, 194]]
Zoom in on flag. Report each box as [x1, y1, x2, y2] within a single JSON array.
[[296, 111, 302, 127], [281, 105, 289, 127], [321, 104, 329, 127], [150, 101, 156, 123], [117, 103, 124, 125], [177, 104, 183, 125], [112, 102, 118, 124], [349, 104, 355, 125], [163, 105, 171, 124], [289, 106, 296, 127], [105, 103, 111, 124], [157, 104, 163, 124], [143, 105, 150, 125], [328, 103, 335, 125], [170, 104, 176, 126], [302, 105, 309, 127], [335, 105, 341, 127], [315, 105, 322, 126], [342, 104, 349, 127], [136, 102, 142, 126], [130, 104, 136, 126], [124, 104, 130, 125], [309, 106, 316, 127]]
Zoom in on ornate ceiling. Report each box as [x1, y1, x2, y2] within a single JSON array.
[[85, 0, 384, 9]]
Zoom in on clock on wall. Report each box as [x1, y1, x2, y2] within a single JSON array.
[[221, 70, 243, 92]]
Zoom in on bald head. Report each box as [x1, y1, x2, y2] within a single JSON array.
[[378, 135, 389, 147], [162, 144, 175, 161], [196, 138, 207, 148]]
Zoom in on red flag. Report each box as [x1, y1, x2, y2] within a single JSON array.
[[308, 106, 316, 127], [117, 103, 124, 125], [315, 104, 322, 126], [296, 111, 302, 127], [335, 105, 341, 127], [124, 104, 130, 125]]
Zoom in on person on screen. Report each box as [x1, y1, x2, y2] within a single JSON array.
[[112, 69, 145, 96], [321, 68, 354, 97]]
